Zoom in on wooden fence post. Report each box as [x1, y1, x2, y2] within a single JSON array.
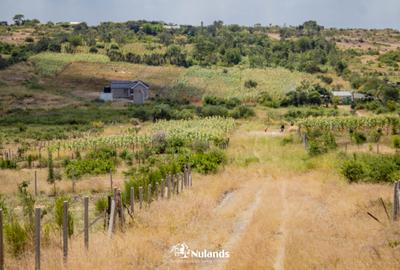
[[180, 173, 184, 192], [107, 200, 115, 238], [393, 182, 400, 221], [63, 201, 68, 263], [155, 182, 159, 200], [130, 187, 135, 214], [167, 176, 171, 199], [147, 184, 152, 205], [161, 179, 165, 199], [34, 171, 38, 196], [139, 186, 143, 209], [303, 133, 308, 150], [184, 167, 188, 187], [84, 196, 89, 250], [34, 208, 41, 270], [0, 209, 3, 270], [176, 176, 180, 195]]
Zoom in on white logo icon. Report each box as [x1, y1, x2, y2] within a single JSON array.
[[169, 242, 230, 260]]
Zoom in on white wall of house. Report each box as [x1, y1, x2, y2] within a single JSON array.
[[100, 92, 113, 101]]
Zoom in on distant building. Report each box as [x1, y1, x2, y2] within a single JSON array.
[[332, 90, 366, 104], [164, 24, 180, 30], [69, 22, 81, 25], [100, 80, 150, 104]]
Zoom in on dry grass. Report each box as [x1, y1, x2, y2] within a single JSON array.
[[3, 117, 400, 269]]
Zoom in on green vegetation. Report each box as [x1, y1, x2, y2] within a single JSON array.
[[341, 153, 400, 183], [30, 52, 110, 76]]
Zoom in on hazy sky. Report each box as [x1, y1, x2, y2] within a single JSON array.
[[0, 0, 399, 29]]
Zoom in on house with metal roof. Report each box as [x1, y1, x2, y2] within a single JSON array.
[[100, 80, 150, 104], [332, 90, 366, 104]]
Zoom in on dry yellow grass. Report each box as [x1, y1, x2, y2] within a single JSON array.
[[2, 118, 400, 269]]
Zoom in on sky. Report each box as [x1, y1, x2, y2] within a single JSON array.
[[0, 0, 399, 29]]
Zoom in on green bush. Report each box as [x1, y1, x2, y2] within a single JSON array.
[[95, 197, 108, 215], [308, 140, 328, 156], [54, 196, 74, 237], [4, 219, 29, 257], [393, 135, 400, 150], [0, 159, 17, 169], [229, 105, 255, 119], [340, 153, 400, 183], [341, 159, 366, 183], [65, 159, 114, 178], [190, 148, 226, 174], [244, 79, 258, 88]]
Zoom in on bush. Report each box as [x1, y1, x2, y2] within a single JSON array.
[[0, 159, 17, 169], [89, 47, 98, 53], [4, 219, 29, 257], [244, 79, 258, 89], [65, 159, 114, 178], [341, 159, 366, 183], [308, 140, 328, 156], [54, 196, 74, 237], [340, 153, 400, 183], [190, 148, 226, 174], [393, 135, 400, 150], [229, 105, 255, 119], [95, 197, 108, 215]]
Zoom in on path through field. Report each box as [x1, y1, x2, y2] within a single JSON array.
[[23, 124, 399, 270]]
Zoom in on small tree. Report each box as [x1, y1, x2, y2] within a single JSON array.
[[47, 150, 61, 194], [13, 14, 25, 25]]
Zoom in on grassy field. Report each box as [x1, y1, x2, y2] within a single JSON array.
[[2, 116, 399, 269], [178, 66, 316, 102], [29, 52, 110, 76]]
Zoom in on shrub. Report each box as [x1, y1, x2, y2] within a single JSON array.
[[4, 219, 29, 257], [190, 148, 226, 174], [351, 131, 367, 146], [244, 79, 258, 89], [308, 140, 328, 156], [340, 154, 400, 183], [54, 196, 74, 237], [0, 159, 17, 169], [95, 197, 108, 215], [65, 159, 114, 178], [89, 47, 98, 53], [341, 159, 366, 183], [229, 105, 255, 119], [393, 135, 400, 150]]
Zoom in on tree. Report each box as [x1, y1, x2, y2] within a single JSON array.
[[47, 150, 61, 194], [224, 48, 242, 65], [13, 14, 25, 25]]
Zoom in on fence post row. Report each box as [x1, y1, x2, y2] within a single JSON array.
[[84, 197, 89, 250], [35, 208, 41, 270], [63, 201, 68, 263]]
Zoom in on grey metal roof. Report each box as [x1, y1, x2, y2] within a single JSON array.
[[332, 91, 352, 97], [110, 80, 149, 89]]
